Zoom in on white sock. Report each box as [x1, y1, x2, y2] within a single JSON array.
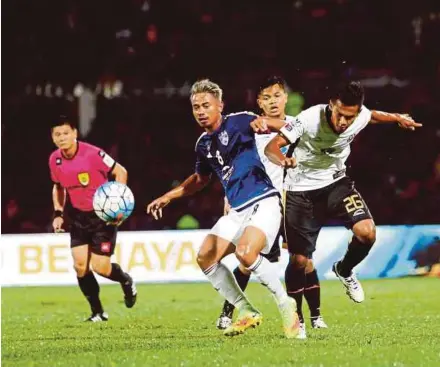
[[248, 255, 289, 305], [204, 262, 250, 310]]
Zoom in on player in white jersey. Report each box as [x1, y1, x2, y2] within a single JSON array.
[[216, 77, 327, 338], [264, 81, 421, 310]]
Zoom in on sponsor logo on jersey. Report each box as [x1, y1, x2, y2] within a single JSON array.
[[222, 165, 234, 182], [285, 123, 293, 131], [219, 131, 229, 146], [77, 172, 90, 186]]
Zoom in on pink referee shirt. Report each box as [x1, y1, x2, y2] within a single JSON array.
[[49, 141, 116, 211]]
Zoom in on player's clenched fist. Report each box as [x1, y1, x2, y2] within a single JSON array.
[[146, 196, 171, 220], [53, 216, 65, 233], [250, 118, 270, 134], [281, 157, 297, 168]]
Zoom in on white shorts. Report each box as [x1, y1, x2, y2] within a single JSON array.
[[210, 195, 282, 254]]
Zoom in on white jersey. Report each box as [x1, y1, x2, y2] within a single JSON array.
[[280, 104, 372, 191], [255, 115, 294, 193]]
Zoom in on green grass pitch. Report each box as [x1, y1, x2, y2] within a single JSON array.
[[2, 277, 439, 367]]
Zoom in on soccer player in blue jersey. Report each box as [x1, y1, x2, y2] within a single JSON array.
[[147, 79, 300, 338]]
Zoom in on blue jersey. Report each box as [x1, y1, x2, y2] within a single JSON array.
[[195, 111, 278, 211]]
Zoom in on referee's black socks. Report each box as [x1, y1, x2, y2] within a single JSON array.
[[107, 263, 131, 284], [77, 272, 103, 314]]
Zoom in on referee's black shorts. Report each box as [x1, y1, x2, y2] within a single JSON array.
[[69, 208, 117, 256]]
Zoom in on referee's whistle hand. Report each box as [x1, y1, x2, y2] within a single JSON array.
[[53, 217, 65, 233]]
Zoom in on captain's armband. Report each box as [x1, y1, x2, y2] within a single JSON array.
[[279, 122, 298, 143]]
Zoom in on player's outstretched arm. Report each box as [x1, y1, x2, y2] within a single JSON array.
[[146, 173, 211, 220], [111, 163, 128, 184], [52, 183, 66, 232], [265, 134, 297, 168], [370, 111, 422, 131], [250, 117, 286, 134]]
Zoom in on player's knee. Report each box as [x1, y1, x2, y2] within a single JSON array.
[[354, 220, 376, 247], [305, 259, 314, 273], [235, 243, 258, 268], [290, 254, 308, 269], [73, 262, 88, 277], [196, 236, 219, 269], [92, 260, 111, 277], [196, 251, 205, 268], [196, 247, 214, 269]]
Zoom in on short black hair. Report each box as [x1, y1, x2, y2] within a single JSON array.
[[50, 115, 77, 130], [258, 76, 287, 95], [332, 81, 365, 107]]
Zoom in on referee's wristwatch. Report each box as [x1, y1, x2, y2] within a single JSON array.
[[54, 210, 64, 219]]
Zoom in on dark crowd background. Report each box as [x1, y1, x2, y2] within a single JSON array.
[[2, 0, 440, 233]]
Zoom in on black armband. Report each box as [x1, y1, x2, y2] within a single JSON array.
[[54, 210, 64, 219]]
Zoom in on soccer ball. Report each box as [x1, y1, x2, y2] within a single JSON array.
[[93, 181, 135, 223]]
